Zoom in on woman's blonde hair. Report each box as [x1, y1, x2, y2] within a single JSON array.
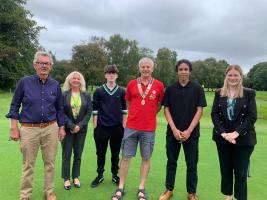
[[63, 71, 86, 92], [220, 65, 244, 98]]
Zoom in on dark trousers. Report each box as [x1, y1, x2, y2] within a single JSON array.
[[61, 128, 87, 180], [165, 133, 199, 193], [94, 125, 124, 176], [216, 142, 254, 200]]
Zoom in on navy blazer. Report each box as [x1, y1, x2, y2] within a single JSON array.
[[211, 88, 257, 146], [63, 90, 92, 133]]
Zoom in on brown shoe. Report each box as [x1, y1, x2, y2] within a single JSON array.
[[188, 193, 198, 200], [159, 190, 174, 200], [46, 193, 57, 200]]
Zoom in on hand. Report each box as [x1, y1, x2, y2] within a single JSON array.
[[58, 127, 66, 141], [172, 128, 183, 142], [226, 131, 239, 144], [180, 129, 191, 142], [9, 128, 20, 141], [225, 136, 236, 144], [221, 132, 239, 144], [72, 125, 80, 134]]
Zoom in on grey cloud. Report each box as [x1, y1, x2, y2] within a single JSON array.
[[26, 0, 267, 72]]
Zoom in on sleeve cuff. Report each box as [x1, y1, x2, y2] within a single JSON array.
[[5, 113, 19, 120]]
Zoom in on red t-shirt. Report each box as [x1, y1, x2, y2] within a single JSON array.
[[125, 78, 164, 131]]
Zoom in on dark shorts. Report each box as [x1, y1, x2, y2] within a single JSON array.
[[121, 128, 155, 160]]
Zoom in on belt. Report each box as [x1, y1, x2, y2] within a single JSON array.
[[21, 120, 57, 128]]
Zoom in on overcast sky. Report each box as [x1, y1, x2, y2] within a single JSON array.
[[25, 0, 267, 72]]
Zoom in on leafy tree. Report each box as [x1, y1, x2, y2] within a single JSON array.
[[0, 0, 43, 89], [245, 62, 267, 90], [105, 34, 148, 85], [155, 48, 177, 86], [139, 47, 154, 59], [122, 40, 141, 84], [191, 60, 206, 85], [51, 60, 74, 84], [105, 34, 129, 65], [105, 34, 131, 85], [72, 38, 108, 88], [70, 34, 158, 86], [191, 58, 227, 91]]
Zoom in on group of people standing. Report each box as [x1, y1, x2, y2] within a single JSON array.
[[6, 51, 257, 200]]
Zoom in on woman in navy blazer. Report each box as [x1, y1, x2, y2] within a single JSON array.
[[211, 65, 257, 200], [61, 71, 92, 190]]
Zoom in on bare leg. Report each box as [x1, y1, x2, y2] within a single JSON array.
[[137, 159, 150, 200], [112, 157, 131, 200], [225, 195, 232, 200], [139, 158, 150, 189]]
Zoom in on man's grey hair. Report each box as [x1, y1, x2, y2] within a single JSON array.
[[33, 51, 54, 65], [138, 57, 154, 68]]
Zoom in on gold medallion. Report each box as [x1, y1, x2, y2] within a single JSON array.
[[137, 78, 154, 106], [141, 99, 145, 105]]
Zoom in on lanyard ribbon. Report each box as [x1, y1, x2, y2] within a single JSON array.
[[137, 78, 154, 105]]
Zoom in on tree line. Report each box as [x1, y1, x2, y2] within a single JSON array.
[[1, 0, 267, 91]]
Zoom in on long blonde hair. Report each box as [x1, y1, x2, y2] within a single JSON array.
[[63, 71, 86, 92], [220, 65, 244, 98]]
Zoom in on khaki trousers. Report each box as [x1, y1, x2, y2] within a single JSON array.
[[19, 123, 58, 199]]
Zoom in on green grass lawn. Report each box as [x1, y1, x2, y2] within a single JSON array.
[[0, 91, 266, 200]]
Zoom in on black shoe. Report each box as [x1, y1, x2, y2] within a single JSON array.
[[90, 176, 104, 188], [112, 175, 120, 185]]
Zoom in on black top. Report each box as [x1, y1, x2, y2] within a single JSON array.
[[63, 91, 92, 132], [93, 84, 127, 127], [162, 81, 207, 137], [211, 88, 257, 146]]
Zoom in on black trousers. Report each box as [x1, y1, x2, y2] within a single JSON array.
[[165, 132, 199, 193], [94, 125, 124, 176], [61, 127, 87, 180], [216, 142, 254, 200]]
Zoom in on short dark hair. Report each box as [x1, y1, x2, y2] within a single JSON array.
[[175, 59, 192, 72], [104, 64, 119, 74]]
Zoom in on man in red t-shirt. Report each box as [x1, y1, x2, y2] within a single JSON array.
[[112, 57, 164, 200]]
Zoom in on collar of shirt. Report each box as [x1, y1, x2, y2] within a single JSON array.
[[33, 74, 51, 84], [176, 80, 191, 88]]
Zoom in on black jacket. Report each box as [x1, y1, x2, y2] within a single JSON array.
[[211, 88, 257, 146], [63, 90, 92, 133]]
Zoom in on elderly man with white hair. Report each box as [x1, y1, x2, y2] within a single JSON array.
[[6, 51, 65, 200], [112, 57, 164, 200]]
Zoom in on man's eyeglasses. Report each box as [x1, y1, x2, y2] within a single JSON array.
[[35, 62, 51, 66]]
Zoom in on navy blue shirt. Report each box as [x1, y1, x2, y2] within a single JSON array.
[[92, 84, 127, 127], [6, 74, 64, 126]]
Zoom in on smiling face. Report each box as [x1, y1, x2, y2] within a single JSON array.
[[226, 68, 242, 87], [177, 63, 190, 83], [69, 73, 81, 89], [139, 61, 154, 79], [33, 55, 52, 80]]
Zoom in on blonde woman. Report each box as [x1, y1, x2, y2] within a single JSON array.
[[211, 65, 257, 200], [62, 71, 92, 190]]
